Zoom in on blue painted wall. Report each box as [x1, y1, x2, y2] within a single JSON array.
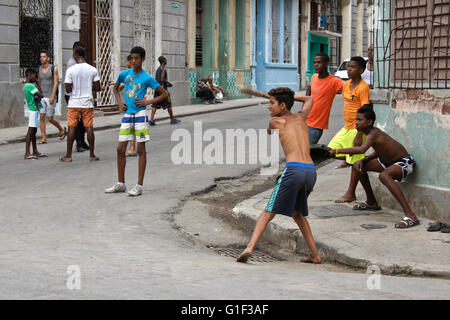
[[255, 0, 299, 92]]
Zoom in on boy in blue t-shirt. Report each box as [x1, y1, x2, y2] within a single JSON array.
[[106, 46, 168, 196]]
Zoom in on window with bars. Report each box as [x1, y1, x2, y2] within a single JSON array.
[[95, 0, 114, 106], [374, 0, 450, 89], [19, 0, 53, 77], [196, 0, 203, 67], [283, 0, 292, 63], [271, 0, 293, 64], [271, 0, 280, 63]]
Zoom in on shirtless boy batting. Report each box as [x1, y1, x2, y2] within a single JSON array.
[[237, 88, 321, 264], [329, 106, 420, 229]]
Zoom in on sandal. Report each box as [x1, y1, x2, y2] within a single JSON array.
[[441, 223, 450, 233], [352, 202, 381, 211], [427, 221, 443, 232], [395, 217, 420, 229], [24, 155, 38, 160], [59, 127, 67, 140], [35, 153, 48, 158]]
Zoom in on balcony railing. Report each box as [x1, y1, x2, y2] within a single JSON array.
[[311, 14, 342, 34]]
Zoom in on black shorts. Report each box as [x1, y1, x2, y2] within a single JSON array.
[[153, 91, 172, 109]]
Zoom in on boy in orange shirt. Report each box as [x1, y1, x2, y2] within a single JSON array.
[[306, 53, 344, 145], [328, 56, 371, 203]]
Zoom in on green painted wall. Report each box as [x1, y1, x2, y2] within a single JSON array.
[[235, 0, 246, 69], [218, 0, 230, 90], [374, 103, 450, 189], [200, 0, 215, 79], [307, 32, 330, 81]]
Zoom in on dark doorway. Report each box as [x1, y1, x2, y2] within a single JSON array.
[[79, 0, 95, 66]]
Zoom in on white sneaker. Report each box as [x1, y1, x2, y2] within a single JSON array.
[[128, 184, 143, 196], [105, 183, 126, 193]]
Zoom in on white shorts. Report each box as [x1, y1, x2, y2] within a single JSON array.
[[118, 109, 150, 143], [39, 97, 56, 117], [28, 110, 39, 128]]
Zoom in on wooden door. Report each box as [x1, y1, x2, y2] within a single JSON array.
[[79, 0, 95, 66]]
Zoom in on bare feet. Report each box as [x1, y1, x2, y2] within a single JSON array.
[[237, 249, 253, 263], [335, 195, 356, 203], [301, 255, 322, 264], [90, 156, 100, 161], [59, 156, 72, 162]]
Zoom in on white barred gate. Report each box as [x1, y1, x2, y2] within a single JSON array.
[[95, 0, 114, 106]]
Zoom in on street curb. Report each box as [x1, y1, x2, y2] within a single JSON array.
[[232, 206, 450, 277], [232, 165, 450, 278], [0, 98, 267, 146]]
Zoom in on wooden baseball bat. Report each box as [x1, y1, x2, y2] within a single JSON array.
[[240, 87, 270, 99]]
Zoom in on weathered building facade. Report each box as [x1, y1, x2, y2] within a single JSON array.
[[299, 0, 370, 87], [187, 0, 253, 102], [372, 0, 450, 223], [0, 0, 189, 128]]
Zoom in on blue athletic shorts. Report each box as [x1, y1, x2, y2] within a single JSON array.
[[265, 162, 317, 217]]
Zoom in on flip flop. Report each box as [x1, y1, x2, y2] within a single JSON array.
[[37, 141, 47, 144], [352, 202, 381, 211], [89, 156, 100, 161], [126, 152, 137, 157], [24, 155, 38, 160], [427, 222, 442, 232], [441, 223, 450, 233], [395, 217, 420, 229], [59, 127, 67, 140], [59, 156, 72, 162], [36, 153, 48, 158]]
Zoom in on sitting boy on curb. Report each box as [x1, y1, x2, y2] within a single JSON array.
[[329, 105, 420, 229]]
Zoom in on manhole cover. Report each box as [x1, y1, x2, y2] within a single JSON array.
[[361, 224, 387, 230], [212, 247, 278, 262]]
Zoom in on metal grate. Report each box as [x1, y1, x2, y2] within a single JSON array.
[[374, 0, 450, 89], [19, 0, 53, 77], [95, 0, 114, 106], [212, 247, 278, 263]]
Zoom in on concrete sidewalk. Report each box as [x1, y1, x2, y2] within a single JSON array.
[[0, 97, 269, 145], [233, 161, 450, 277]]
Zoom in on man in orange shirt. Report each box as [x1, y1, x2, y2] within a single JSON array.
[[328, 56, 371, 203], [306, 53, 344, 145]]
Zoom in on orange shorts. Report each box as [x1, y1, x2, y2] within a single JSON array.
[[67, 108, 94, 127]]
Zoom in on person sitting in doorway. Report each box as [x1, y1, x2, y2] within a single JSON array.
[[195, 77, 215, 104]]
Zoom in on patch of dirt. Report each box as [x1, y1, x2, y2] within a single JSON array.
[[172, 159, 366, 274]]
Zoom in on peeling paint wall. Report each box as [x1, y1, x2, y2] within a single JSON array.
[[373, 89, 450, 222], [374, 90, 450, 189]]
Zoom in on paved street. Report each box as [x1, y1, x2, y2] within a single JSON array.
[[1, 99, 449, 299]]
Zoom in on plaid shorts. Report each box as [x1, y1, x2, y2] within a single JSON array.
[[119, 109, 150, 143]]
